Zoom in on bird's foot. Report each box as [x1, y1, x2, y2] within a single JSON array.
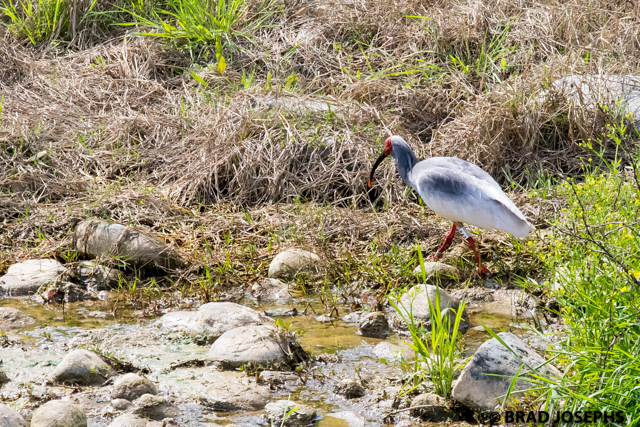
[[427, 252, 443, 261], [477, 265, 492, 276]]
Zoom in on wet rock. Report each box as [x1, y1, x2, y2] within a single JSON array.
[[410, 393, 456, 421], [452, 332, 562, 410], [373, 341, 415, 361], [160, 302, 272, 345], [268, 248, 322, 280], [50, 349, 115, 386], [208, 325, 287, 369], [73, 220, 184, 271], [200, 376, 270, 411], [31, 400, 87, 427], [412, 262, 457, 279], [107, 414, 147, 427], [0, 307, 34, 330], [265, 400, 316, 427], [38, 281, 92, 304], [0, 403, 27, 427], [251, 278, 292, 300], [111, 399, 133, 411], [341, 311, 366, 323], [132, 394, 180, 421], [0, 259, 66, 296], [324, 412, 365, 427], [75, 261, 120, 291], [111, 373, 158, 401], [334, 379, 365, 399], [258, 371, 302, 388], [358, 312, 388, 338], [396, 285, 470, 333], [0, 371, 9, 385]]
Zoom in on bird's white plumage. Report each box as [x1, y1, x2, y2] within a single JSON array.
[[408, 157, 534, 238]]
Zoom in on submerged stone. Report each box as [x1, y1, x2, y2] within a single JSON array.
[[0, 307, 34, 330], [200, 373, 271, 411], [160, 301, 272, 345], [265, 400, 316, 427]]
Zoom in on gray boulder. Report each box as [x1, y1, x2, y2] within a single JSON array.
[[410, 393, 456, 421], [200, 375, 270, 411], [265, 400, 316, 427], [396, 285, 470, 333], [268, 248, 322, 280], [0, 259, 66, 296], [0, 403, 27, 427], [132, 394, 180, 421], [30, 400, 86, 427], [160, 302, 272, 345], [111, 373, 157, 401], [413, 262, 457, 279], [452, 332, 562, 410], [208, 325, 287, 368], [111, 399, 133, 411], [358, 312, 388, 338], [50, 349, 115, 386], [0, 308, 34, 330], [106, 414, 147, 427], [73, 220, 183, 270]]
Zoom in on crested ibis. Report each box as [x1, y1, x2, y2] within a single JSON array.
[[368, 135, 535, 275]]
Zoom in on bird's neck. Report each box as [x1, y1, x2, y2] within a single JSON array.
[[392, 144, 418, 188]]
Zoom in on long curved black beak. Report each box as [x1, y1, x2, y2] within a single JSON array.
[[368, 152, 388, 188]]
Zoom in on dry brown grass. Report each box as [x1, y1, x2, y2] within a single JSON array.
[[0, 0, 638, 282]]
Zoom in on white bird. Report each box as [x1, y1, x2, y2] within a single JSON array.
[[368, 135, 535, 275]]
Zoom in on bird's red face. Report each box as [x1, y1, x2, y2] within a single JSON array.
[[384, 137, 393, 156]]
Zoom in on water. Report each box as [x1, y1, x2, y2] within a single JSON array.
[[0, 288, 527, 426]]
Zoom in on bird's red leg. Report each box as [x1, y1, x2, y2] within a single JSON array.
[[427, 223, 457, 261], [465, 236, 491, 276]]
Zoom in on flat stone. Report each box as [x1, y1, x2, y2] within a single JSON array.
[[396, 285, 470, 333], [160, 302, 272, 345], [30, 400, 87, 427], [208, 325, 287, 369], [111, 373, 158, 401], [268, 248, 322, 281], [251, 278, 292, 300], [132, 394, 180, 421], [0, 403, 27, 427], [73, 220, 184, 271], [410, 393, 456, 421], [265, 400, 316, 427], [107, 414, 147, 427], [0, 308, 34, 331], [413, 262, 457, 279], [334, 379, 365, 399], [200, 375, 270, 411], [50, 349, 115, 386], [372, 341, 415, 362], [0, 259, 66, 296], [358, 312, 388, 338], [452, 332, 562, 410], [324, 411, 364, 427]]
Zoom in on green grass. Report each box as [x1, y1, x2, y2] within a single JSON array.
[[0, 0, 82, 44], [526, 115, 640, 425]]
